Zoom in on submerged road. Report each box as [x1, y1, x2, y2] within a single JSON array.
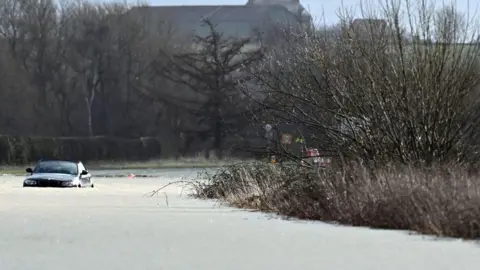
[[0, 169, 479, 270]]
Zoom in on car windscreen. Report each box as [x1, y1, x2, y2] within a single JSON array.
[[33, 161, 78, 175]]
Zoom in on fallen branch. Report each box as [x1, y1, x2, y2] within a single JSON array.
[[142, 180, 192, 197]]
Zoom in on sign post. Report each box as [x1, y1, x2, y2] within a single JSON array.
[[280, 133, 292, 162], [264, 124, 273, 162]]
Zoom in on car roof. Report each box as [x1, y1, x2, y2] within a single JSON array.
[[37, 159, 81, 164]]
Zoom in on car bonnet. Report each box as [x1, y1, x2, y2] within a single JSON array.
[[26, 173, 77, 181]]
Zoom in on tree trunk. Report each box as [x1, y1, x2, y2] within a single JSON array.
[[213, 118, 223, 159], [85, 98, 94, 137], [84, 71, 97, 137], [85, 84, 95, 137]]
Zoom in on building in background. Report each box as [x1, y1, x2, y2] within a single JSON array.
[[127, 0, 311, 40], [246, 0, 312, 27]]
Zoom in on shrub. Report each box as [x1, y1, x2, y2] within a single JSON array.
[[0, 135, 162, 165], [250, 0, 480, 165], [193, 161, 480, 239]]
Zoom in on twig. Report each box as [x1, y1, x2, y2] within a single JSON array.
[[142, 180, 192, 197], [158, 192, 169, 207]]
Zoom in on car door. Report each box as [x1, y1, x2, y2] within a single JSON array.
[[78, 162, 91, 185]]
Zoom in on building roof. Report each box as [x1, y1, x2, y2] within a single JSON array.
[[246, 0, 311, 22]]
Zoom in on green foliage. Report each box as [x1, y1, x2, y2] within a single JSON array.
[[0, 135, 162, 165]]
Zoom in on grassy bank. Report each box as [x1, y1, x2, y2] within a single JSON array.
[[0, 157, 240, 175], [191, 161, 480, 239]]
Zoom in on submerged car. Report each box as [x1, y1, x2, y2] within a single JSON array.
[[23, 160, 94, 188]]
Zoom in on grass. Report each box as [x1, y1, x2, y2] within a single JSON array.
[[190, 161, 480, 239], [0, 156, 242, 175]]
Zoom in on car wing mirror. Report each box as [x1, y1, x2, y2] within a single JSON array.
[[26, 168, 33, 173], [81, 170, 89, 175]]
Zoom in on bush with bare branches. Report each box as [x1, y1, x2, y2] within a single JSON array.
[[249, 0, 480, 165], [193, 161, 480, 239], [192, 1, 480, 239]]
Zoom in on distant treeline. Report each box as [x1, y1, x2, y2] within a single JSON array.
[[0, 1, 272, 157], [0, 135, 162, 165]]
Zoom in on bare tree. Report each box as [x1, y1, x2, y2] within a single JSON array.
[[0, 38, 36, 134], [61, 2, 134, 136], [0, 0, 206, 153], [155, 19, 263, 158], [0, 0, 63, 134], [250, 0, 480, 165]]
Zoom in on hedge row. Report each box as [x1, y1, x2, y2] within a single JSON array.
[[0, 135, 162, 165]]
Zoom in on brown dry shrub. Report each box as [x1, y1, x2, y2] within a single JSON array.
[[193, 161, 480, 239]]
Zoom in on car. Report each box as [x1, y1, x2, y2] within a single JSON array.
[[23, 160, 94, 188]]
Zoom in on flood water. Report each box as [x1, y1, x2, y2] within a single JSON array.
[[90, 167, 221, 178]]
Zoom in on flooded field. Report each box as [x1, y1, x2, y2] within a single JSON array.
[[0, 170, 479, 270]]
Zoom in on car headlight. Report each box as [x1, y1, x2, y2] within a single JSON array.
[[62, 181, 75, 186], [24, 180, 37, 185]]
